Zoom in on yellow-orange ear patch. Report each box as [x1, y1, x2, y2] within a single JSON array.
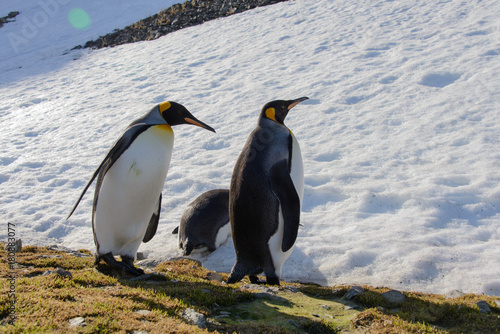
[[265, 108, 276, 122], [159, 101, 171, 114]]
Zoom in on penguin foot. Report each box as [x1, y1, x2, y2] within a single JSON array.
[[122, 255, 145, 276], [265, 276, 280, 286], [249, 275, 263, 284], [226, 272, 244, 284], [99, 252, 143, 277]]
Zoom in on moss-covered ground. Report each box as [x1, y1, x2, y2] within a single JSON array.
[[1, 244, 499, 333]]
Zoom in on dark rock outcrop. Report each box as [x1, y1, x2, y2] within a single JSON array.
[[75, 0, 288, 50]]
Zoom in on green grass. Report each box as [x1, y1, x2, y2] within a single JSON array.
[[1, 243, 499, 333]]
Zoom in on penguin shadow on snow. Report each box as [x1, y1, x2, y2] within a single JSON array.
[[276, 245, 329, 287]]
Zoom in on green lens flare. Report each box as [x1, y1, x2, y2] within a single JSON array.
[[68, 8, 91, 30]]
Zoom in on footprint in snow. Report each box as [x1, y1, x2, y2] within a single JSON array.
[[313, 151, 341, 162], [419, 72, 461, 88], [465, 30, 488, 37], [344, 96, 368, 105], [484, 49, 500, 56], [379, 75, 398, 84]]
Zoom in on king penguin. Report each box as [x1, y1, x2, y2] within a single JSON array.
[[227, 96, 309, 285], [172, 189, 230, 256], [67, 101, 215, 276]]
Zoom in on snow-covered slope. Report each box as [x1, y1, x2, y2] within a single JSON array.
[[1, 0, 499, 296]]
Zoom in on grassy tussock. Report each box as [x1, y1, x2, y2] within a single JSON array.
[[1, 244, 499, 333]]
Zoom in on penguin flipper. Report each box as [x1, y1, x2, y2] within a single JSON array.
[[67, 124, 151, 219], [269, 159, 301, 253], [67, 162, 102, 219], [172, 226, 179, 234], [143, 194, 161, 243]]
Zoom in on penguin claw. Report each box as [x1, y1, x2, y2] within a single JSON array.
[[265, 276, 280, 286], [249, 275, 262, 284], [99, 252, 144, 277]]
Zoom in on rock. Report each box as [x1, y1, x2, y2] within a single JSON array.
[[284, 285, 300, 293], [47, 245, 92, 258], [4, 239, 22, 253], [0, 11, 20, 28], [43, 267, 72, 278], [68, 317, 87, 327], [77, 0, 289, 50], [55, 268, 72, 277], [239, 284, 279, 294], [238, 284, 287, 302], [134, 309, 151, 316], [182, 308, 206, 328], [288, 319, 301, 328], [207, 272, 222, 282], [445, 289, 465, 298], [129, 274, 153, 281], [136, 252, 146, 260], [320, 305, 331, 310], [382, 290, 405, 304], [476, 300, 491, 313], [72, 251, 92, 258], [131, 331, 149, 334], [135, 259, 163, 268], [345, 304, 360, 310], [48, 245, 74, 253], [495, 300, 500, 308], [254, 292, 289, 303], [344, 286, 364, 300], [14, 239, 22, 252]]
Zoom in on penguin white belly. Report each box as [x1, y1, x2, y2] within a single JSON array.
[[94, 125, 174, 257], [214, 221, 232, 248], [268, 207, 294, 277]]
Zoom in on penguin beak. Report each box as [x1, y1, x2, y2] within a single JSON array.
[[287, 96, 309, 110], [184, 117, 216, 133]]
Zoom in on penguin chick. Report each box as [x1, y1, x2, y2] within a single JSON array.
[[67, 101, 215, 276], [172, 189, 230, 256], [227, 97, 308, 285]]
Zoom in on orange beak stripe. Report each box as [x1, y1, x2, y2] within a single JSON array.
[[184, 118, 205, 128], [287, 101, 302, 110]]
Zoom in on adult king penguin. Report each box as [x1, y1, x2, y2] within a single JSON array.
[[67, 101, 215, 276], [227, 96, 308, 285]]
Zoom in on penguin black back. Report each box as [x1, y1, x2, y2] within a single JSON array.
[[228, 97, 308, 285]]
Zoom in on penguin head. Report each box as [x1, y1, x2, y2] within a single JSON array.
[[159, 101, 216, 133], [260, 97, 309, 124]]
